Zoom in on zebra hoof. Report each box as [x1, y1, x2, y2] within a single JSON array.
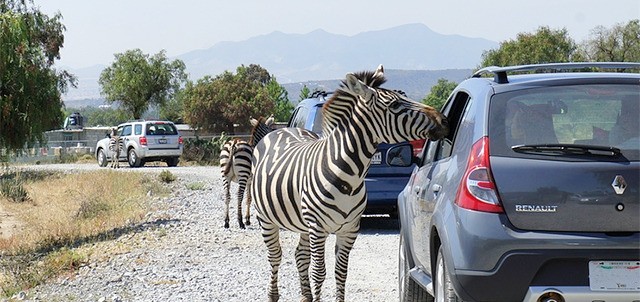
[[239, 223, 246, 230], [268, 294, 279, 302], [245, 219, 251, 226], [223, 222, 229, 229]]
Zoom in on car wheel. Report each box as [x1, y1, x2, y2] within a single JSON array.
[[435, 246, 461, 302], [399, 233, 433, 302], [128, 149, 142, 167], [166, 157, 179, 167], [97, 149, 108, 167]]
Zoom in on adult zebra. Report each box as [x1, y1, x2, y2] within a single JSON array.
[[250, 65, 448, 302], [220, 116, 274, 229], [108, 128, 124, 169]]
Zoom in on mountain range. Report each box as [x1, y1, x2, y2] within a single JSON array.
[[62, 23, 497, 106]]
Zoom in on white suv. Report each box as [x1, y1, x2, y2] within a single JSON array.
[[96, 120, 183, 167]]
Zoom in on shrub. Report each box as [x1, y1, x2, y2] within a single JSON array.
[[186, 182, 205, 190], [0, 178, 29, 203], [182, 133, 230, 165], [158, 170, 176, 183]]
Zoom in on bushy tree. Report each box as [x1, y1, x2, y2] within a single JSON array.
[[99, 49, 187, 120], [0, 0, 75, 150], [422, 78, 457, 110], [579, 19, 640, 63], [267, 78, 292, 122], [479, 26, 580, 68], [182, 65, 276, 133]]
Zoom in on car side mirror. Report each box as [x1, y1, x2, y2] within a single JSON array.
[[386, 144, 417, 167]]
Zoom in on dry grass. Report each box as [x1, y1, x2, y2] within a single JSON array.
[[0, 169, 168, 296]]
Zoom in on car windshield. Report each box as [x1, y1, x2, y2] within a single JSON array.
[[489, 84, 639, 161], [146, 123, 178, 136]]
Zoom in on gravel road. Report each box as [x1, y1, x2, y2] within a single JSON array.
[[20, 164, 400, 302]]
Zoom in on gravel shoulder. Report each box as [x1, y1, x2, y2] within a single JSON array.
[[20, 164, 400, 302]]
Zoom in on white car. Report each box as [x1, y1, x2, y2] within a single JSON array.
[[96, 120, 183, 167]]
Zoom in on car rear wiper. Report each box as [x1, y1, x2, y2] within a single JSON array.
[[511, 144, 622, 157]]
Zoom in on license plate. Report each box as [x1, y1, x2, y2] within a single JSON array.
[[589, 261, 640, 291], [158, 138, 167, 144], [372, 152, 382, 164]]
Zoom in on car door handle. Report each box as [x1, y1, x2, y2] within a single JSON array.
[[432, 184, 442, 194]]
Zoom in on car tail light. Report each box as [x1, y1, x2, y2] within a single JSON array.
[[140, 136, 147, 146], [455, 136, 504, 213], [410, 139, 425, 157], [178, 136, 183, 145]]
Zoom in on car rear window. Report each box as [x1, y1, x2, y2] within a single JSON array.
[[146, 123, 178, 136], [489, 84, 639, 161]]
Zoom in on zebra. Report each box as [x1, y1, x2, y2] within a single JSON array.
[[220, 116, 275, 229], [250, 65, 449, 302], [108, 128, 124, 169]]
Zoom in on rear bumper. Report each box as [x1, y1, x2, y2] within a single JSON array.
[[523, 286, 640, 302], [442, 208, 640, 301], [453, 248, 640, 301], [138, 147, 182, 159]]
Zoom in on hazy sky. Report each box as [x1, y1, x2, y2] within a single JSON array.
[[39, 0, 640, 69]]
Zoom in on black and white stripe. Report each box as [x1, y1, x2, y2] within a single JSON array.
[[250, 65, 449, 302], [108, 128, 124, 169], [220, 116, 274, 229]]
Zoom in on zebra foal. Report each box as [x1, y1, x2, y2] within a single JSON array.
[[219, 116, 274, 229], [250, 65, 448, 302]]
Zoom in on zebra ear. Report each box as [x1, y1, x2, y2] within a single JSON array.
[[250, 117, 259, 127], [345, 73, 374, 101], [374, 64, 384, 79], [266, 115, 275, 126]]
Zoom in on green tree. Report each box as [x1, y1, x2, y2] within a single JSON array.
[[579, 19, 640, 63], [422, 78, 457, 110], [479, 26, 579, 68], [0, 0, 75, 151], [182, 65, 275, 133], [99, 49, 187, 120], [298, 85, 311, 102], [267, 77, 292, 122], [159, 92, 184, 123]]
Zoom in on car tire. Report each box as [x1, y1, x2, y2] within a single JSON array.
[[97, 149, 108, 167], [435, 246, 461, 302], [166, 157, 179, 167], [399, 233, 433, 302], [128, 148, 142, 167]]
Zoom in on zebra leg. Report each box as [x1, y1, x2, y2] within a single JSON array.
[[334, 232, 358, 302], [261, 219, 282, 302], [222, 179, 231, 229], [244, 183, 252, 226], [309, 229, 328, 301], [236, 181, 246, 229], [295, 233, 312, 301]]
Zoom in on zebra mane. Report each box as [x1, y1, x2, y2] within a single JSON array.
[[321, 66, 386, 134], [250, 115, 275, 146]]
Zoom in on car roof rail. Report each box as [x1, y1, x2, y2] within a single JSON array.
[[472, 62, 640, 84], [310, 90, 329, 98]]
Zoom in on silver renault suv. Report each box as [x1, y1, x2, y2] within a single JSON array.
[[96, 120, 183, 167], [391, 63, 640, 302]]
